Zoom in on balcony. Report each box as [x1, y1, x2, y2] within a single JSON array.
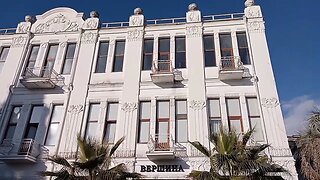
[[20, 67, 64, 89], [0, 139, 48, 163], [146, 134, 175, 160], [150, 60, 175, 84], [219, 56, 244, 80]]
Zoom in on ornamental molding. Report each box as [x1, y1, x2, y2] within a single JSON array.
[[186, 11, 201, 23], [68, 105, 84, 113], [34, 14, 80, 33], [60, 41, 67, 48], [82, 17, 99, 30], [261, 98, 280, 108], [121, 102, 138, 112], [11, 36, 28, 48], [16, 22, 31, 33], [247, 21, 265, 33], [81, 32, 97, 44], [245, 6, 262, 18], [186, 25, 203, 38], [127, 29, 144, 42], [268, 147, 292, 157], [112, 159, 135, 171], [41, 42, 48, 48], [189, 100, 206, 110], [129, 15, 144, 26]]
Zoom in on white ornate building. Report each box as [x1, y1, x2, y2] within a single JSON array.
[[0, 1, 297, 179]]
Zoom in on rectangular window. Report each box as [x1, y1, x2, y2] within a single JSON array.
[[85, 104, 100, 139], [142, 39, 153, 70], [203, 35, 216, 67], [112, 41, 125, 72], [226, 98, 243, 133], [42, 44, 59, 77], [24, 105, 44, 139], [208, 99, 221, 135], [156, 101, 170, 150], [45, 105, 64, 146], [61, 43, 76, 74], [176, 100, 188, 142], [0, 47, 10, 73], [219, 33, 233, 57], [246, 98, 264, 141], [3, 106, 22, 140], [175, 37, 186, 68], [237, 32, 250, 65], [95, 42, 109, 73], [24, 45, 40, 75], [104, 103, 118, 143], [138, 102, 151, 143]]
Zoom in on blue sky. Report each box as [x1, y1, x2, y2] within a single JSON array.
[[0, 0, 319, 134]]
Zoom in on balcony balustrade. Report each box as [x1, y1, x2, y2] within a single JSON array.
[[147, 134, 175, 160], [20, 66, 64, 89], [219, 56, 244, 80]]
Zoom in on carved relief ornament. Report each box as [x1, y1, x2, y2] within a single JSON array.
[[261, 98, 279, 108], [16, 22, 31, 34], [121, 102, 138, 112], [68, 105, 84, 113], [83, 18, 99, 30], [11, 36, 28, 48], [247, 21, 265, 33], [186, 25, 202, 38], [127, 29, 143, 41], [81, 32, 97, 44], [35, 14, 79, 33], [189, 100, 206, 110]]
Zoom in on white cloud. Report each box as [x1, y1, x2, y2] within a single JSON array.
[[282, 95, 320, 135]]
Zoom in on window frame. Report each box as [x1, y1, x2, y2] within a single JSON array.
[[95, 41, 110, 73], [236, 32, 251, 65], [112, 40, 125, 72], [175, 100, 188, 143], [103, 102, 118, 143], [219, 33, 234, 57], [158, 37, 170, 61], [137, 101, 151, 143], [45, 104, 64, 146], [142, 39, 154, 71], [24, 105, 44, 140], [24, 45, 40, 75], [2, 105, 22, 141], [226, 98, 243, 133], [0, 46, 10, 73], [208, 99, 222, 135], [175, 36, 186, 69], [85, 103, 100, 139], [203, 35, 216, 67], [246, 97, 264, 141], [61, 43, 77, 75]]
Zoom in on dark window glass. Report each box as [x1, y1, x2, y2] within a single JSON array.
[[112, 41, 125, 72], [219, 33, 233, 57], [61, 43, 76, 74], [175, 37, 186, 68], [3, 106, 22, 140], [143, 39, 154, 70], [158, 38, 170, 61], [42, 45, 59, 77], [237, 32, 251, 65], [203, 35, 216, 67], [24, 105, 44, 139], [95, 42, 109, 73]]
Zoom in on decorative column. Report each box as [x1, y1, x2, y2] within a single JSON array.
[[116, 8, 144, 153], [244, 1, 298, 179], [58, 11, 99, 157], [185, 3, 209, 147]]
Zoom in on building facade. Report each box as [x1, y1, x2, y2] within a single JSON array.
[[0, 1, 298, 179]]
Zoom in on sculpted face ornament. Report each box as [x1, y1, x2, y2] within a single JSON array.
[[188, 3, 198, 11], [25, 15, 33, 23], [134, 7, 143, 15], [245, 0, 255, 7], [90, 11, 99, 18]]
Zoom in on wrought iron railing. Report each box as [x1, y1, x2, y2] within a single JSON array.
[[151, 60, 173, 74], [22, 66, 64, 83], [0, 28, 16, 34], [219, 56, 244, 71], [147, 134, 175, 152], [0, 139, 48, 160]]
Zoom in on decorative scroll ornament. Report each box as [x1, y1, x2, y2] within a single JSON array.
[[68, 105, 84, 113], [189, 100, 206, 110], [11, 36, 27, 48], [127, 29, 143, 41], [187, 11, 201, 23], [261, 98, 280, 108], [82, 18, 99, 30], [121, 102, 138, 112], [245, 7, 262, 18], [81, 32, 97, 44], [268, 147, 293, 157], [35, 14, 79, 33], [186, 25, 202, 37], [247, 21, 265, 33]]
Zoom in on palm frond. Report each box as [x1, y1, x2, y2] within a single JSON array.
[[188, 170, 212, 180], [77, 134, 96, 162], [109, 136, 125, 156], [189, 141, 211, 157], [48, 156, 72, 168], [242, 128, 255, 146]]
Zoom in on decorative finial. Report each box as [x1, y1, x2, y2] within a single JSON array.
[[134, 7, 143, 15], [245, 0, 255, 7], [188, 3, 198, 11], [25, 15, 33, 23], [90, 11, 99, 18]]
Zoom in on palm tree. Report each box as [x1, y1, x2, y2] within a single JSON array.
[[188, 127, 288, 180], [42, 136, 141, 180], [297, 109, 320, 180]]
